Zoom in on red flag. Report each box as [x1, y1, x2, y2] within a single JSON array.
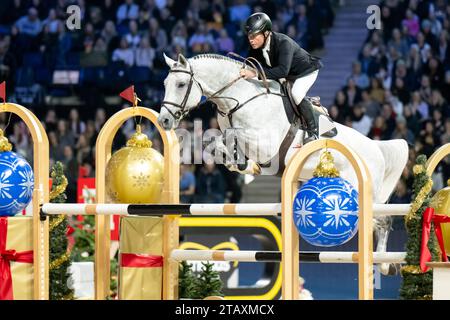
[[0, 81, 5, 102], [119, 85, 135, 104]]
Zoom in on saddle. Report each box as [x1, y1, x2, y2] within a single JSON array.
[[256, 81, 338, 176], [281, 81, 337, 139]]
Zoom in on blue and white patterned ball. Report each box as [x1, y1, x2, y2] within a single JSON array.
[[293, 176, 359, 247], [0, 151, 34, 216]]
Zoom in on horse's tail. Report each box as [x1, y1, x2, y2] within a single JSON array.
[[374, 139, 409, 204]]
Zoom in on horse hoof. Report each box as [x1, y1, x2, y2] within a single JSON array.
[[226, 164, 238, 172], [378, 263, 390, 276], [387, 263, 400, 276], [252, 162, 262, 175], [378, 263, 399, 276]]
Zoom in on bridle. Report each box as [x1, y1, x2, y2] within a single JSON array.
[[161, 65, 204, 121], [161, 56, 284, 125]]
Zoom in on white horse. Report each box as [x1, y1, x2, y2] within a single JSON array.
[[158, 53, 408, 275]]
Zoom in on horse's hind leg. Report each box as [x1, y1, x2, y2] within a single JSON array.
[[374, 216, 398, 276]]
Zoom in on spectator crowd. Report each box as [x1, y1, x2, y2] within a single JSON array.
[[0, 0, 448, 204], [328, 0, 450, 203]]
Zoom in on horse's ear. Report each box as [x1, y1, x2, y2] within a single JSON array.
[[178, 54, 188, 68], [163, 52, 176, 68]]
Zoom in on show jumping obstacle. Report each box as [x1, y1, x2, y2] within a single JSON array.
[[19, 95, 450, 300], [93, 105, 180, 300], [39, 126, 382, 300], [41, 203, 410, 217], [37, 102, 450, 300], [170, 250, 406, 264]]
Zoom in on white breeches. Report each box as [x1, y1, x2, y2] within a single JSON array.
[[291, 70, 319, 105]]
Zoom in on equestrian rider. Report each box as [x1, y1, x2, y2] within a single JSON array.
[[240, 12, 323, 138]]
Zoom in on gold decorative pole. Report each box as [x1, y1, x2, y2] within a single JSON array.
[[95, 105, 180, 300], [0, 103, 49, 300], [426, 143, 450, 176], [281, 139, 373, 300]]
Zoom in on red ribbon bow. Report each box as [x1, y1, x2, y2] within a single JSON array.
[[0, 218, 34, 300], [420, 207, 450, 272], [120, 253, 163, 268]]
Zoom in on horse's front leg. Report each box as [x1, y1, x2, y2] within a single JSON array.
[[205, 135, 261, 176]]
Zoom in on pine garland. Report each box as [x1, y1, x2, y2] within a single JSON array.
[[49, 252, 71, 270], [49, 161, 74, 300], [400, 155, 439, 299], [49, 215, 65, 231]]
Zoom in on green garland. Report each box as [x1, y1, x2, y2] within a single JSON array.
[[49, 161, 74, 300], [399, 155, 439, 300]]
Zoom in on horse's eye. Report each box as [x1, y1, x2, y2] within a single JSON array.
[[177, 83, 186, 88]]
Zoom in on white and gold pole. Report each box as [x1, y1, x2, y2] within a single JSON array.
[[0, 100, 49, 300]]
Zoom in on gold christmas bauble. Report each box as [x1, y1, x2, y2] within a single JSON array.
[[430, 179, 450, 254], [106, 125, 164, 203]]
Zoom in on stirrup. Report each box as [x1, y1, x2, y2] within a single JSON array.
[[302, 130, 318, 144]]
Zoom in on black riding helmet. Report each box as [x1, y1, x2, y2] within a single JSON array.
[[245, 12, 272, 36]]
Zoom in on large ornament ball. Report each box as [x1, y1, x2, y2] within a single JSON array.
[[293, 176, 359, 247], [105, 142, 164, 204], [430, 180, 450, 254], [0, 151, 34, 216]]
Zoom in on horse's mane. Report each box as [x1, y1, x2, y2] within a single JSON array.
[[190, 53, 280, 93], [190, 54, 243, 67]]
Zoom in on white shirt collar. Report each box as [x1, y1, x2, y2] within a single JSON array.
[[263, 33, 271, 52]]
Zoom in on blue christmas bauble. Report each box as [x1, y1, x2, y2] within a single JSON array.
[[293, 177, 359, 247], [0, 151, 34, 216]]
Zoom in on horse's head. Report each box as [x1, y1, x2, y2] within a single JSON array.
[[158, 53, 203, 130]]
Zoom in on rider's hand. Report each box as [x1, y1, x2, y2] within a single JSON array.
[[240, 69, 256, 79]]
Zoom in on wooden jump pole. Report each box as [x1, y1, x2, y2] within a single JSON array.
[[170, 250, 406, 264]]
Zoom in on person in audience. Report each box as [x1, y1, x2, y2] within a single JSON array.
[[116, 0, 139, 26], [112, 36, 134, 67], [135, 37, 155, 69], [195, 162, 226, 203], [180, 164, 196, 203]]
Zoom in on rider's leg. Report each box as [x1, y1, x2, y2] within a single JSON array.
[[291, 70, 319, 137], [291, 70, 319, 105]]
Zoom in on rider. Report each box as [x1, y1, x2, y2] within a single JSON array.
[[240, 12, 324, 138]]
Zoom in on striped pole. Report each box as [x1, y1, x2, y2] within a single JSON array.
[[372, 204, 410, 216], [40, 203, 410, 218], [40, 203, 282, 218], [170, 250, 406, 264]]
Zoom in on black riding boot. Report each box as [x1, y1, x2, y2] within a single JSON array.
[[298, 99, 318, 141]]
